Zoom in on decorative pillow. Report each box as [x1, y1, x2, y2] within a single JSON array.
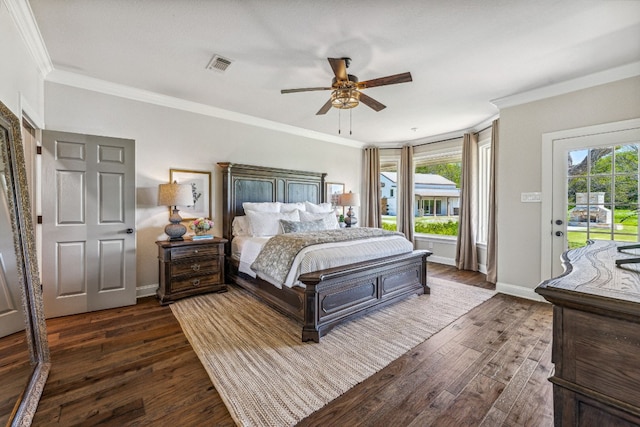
[[299, 210, 339, 230], [232, 215, 250, 237], [242, 202, 281, 213], [246, 210, 300, 237], [280, 219, 325, 233], [279, 202, 306, 213], [304, 201, 334, 213]]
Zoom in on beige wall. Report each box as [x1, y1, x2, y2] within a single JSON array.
[[43, 82, 362, 295], [497, 76, 640, 299]]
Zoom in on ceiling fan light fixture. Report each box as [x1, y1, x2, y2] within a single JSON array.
[[331, 88, 360, 109]]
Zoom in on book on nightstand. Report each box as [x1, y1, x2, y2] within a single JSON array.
[[191, 234, 213, 240]]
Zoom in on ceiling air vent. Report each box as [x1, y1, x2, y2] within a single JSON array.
[[206, 55, 232, 72]]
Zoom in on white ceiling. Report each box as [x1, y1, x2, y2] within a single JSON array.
[[28, 0, 640, 146]]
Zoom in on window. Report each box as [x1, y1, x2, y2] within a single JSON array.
[[413, 156, 462, 236], [566, 144, 639, 248], [477, 136, 492, 244], [380, 159, 399, 231], [379, 128, 493, 241]]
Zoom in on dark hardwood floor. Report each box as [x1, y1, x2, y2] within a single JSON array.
[[2, 263, 554, 426]]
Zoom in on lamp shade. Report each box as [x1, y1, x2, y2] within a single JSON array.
[[157, 182, 193, 207], [338, 191, 360, 207]]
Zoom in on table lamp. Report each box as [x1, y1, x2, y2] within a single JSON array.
[[158, 181, 193, 241], [339, 191, 360, 228]]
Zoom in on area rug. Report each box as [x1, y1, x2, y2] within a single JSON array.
[[170, 278, 495, 427]]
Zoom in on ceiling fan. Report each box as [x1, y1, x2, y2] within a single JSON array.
[[281, 58, 412, 115]]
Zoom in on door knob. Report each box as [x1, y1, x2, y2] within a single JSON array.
[[126, 228, 134, 234], [555, 231, 564, 236]]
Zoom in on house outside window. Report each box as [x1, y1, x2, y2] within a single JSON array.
[[413, 160, 462, 236]]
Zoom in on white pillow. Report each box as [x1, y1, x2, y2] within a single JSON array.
[[243, 202, 281, 213], [305, 201, 334, 213], [232, 216, 250, 237], [300, 210, 339, 230], [246, 210, 300, 237], [280, 202, 306, 213]]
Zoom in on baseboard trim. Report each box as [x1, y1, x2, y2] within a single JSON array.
[[427, 256, 487, 275], [137, 284, 158, 299], [496, 281, 547, 302], [427, 255, 455, 266]]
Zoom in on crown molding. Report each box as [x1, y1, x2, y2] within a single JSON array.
[[491, 61, 640, 109], [45, 69, 365, 149], [377, 113, 500, 149], [3, 0, 52, 76]]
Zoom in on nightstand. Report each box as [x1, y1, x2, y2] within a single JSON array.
[[156, 237, 227, 304]]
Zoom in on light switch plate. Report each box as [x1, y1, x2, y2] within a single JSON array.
[[521, 192, 542, 203]]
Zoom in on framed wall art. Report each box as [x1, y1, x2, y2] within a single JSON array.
[[170, 169, 212, 220], [326, 182, 345, 213]]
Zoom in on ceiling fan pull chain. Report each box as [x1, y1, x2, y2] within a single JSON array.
[[338, 109, 342, 135], [350, 109, 353, 135]]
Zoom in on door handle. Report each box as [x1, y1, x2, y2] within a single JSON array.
[[126, 228, 134, 234], [555, 219, 563, 225], [555, 231, 564, 236]]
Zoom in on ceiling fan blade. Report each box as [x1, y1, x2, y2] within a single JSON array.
[[328, 58, 348, 81], [316, 99, 333, 115], [357, 72, 412, 89], [281, 87, 332, 94], [359, 92, 386, 112]]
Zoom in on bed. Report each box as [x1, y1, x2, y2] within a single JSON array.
[[218, 162, 431, 342]]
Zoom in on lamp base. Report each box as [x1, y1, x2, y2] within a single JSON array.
[[165, 208, 187, 241], [165, 223, 187, 241], [345, 207, 357, 228]]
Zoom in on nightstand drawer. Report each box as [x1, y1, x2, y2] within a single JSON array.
[[170, 271, 223, 292], [170, 244, 220, 260], [171, 258, 220, 277]]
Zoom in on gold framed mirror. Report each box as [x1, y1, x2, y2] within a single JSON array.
[[0, 100, 49, 426]]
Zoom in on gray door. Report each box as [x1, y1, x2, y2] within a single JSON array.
[[41, 131, 136, 318]]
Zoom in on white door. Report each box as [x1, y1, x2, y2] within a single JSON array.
[[0, 171, 25, 337], [41, 131, 136, 318], [542, 120, 640, 279]]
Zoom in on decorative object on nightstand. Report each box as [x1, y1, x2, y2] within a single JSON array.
[[158, 181, 193, 241], [339, 191, 360, 227], [338, 214, 346, 228], [190, 217, 214, 237], [156, 237, 227, 304]]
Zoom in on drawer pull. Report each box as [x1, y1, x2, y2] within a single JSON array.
[[194, 249, 199, 254], [191, 264, 201, 272], [191, 279, 200, 287]]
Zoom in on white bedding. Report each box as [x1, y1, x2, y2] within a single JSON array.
[[235, 233, 413, 289]]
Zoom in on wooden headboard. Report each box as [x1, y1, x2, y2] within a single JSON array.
[[217, 162, 327, 254]]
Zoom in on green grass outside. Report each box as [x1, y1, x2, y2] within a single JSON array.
[[382, 215, 458, 235], [568, 208, 638, 249], [382, 208, 639, 245]]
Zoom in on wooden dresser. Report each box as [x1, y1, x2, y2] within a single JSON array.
[[156, 237, 227, 304], [536, 241, 640, 426]]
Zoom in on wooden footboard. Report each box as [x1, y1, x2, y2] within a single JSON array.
[[227, 250, 431, 342], [299, 250, 431, 342]]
